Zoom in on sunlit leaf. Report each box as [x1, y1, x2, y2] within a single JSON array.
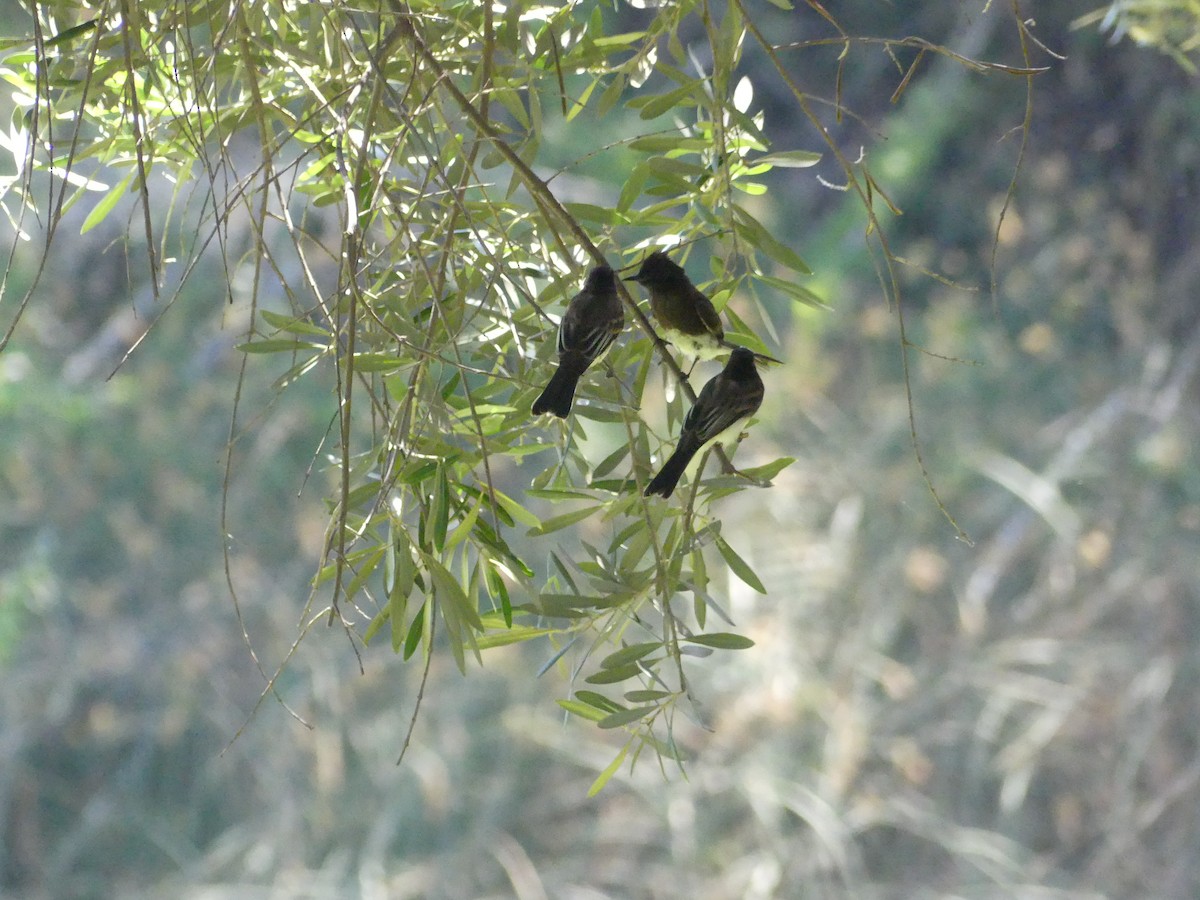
[[588, 742, 629, 796], [592, 31, 646, 47], [79, 173, 128, 234], [474, 625, 554, 649], [685, 633, 755, 650], [235, 339, 324, 354], [754, 149, 821, 168], [628, 134, 710, 153], [558, 699, 607, 723]]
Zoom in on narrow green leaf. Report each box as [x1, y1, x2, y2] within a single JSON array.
[[474, 625, 553, 650], [236, 339, 322, 354], [625, 689, 673, 703], [563, 202, 627, 225], [525, 488, 598, 501], [565, 77, 599, 122], [589, 743, 629, 796], [440, 598, 468, 673], [585, 662, 643, 685], [738, 456, 796, 482], [575, 690, 623, 713], [637, 84, 697, 120], [646, 155, 709, 179], [619, 526, 653, 574], [734, 206, 813, 275], [483, 562, 513, 626], [259, 309, 329, 337], [79, 175, 127, 235], [598, 706, 654, 729], [444, 496, 483, 553], [754, 274, 828, 308], [547, 552, 581, 596], [733, 181, 767, 196], [45, 19, 98, 48], [692, 584, 735, 626], [492, 489, 541, 529], [599, 642, 661, 669], [754, 149, 820, 167], [352, 352, 406, 372], [363, 607, 390, 645], [298, 151, 337, 183], [617, 160, 651, 212], [685, 632, 756, 650], [388, 537, 415, 651], [641, 731, 685, 761], [597, 72, 626, 117], [493, 87, 529, 128], [425, 552, 483, 631], [502, 443, 558, 458], [342, 545, 385, 606], [715, 535, 768, 594], [526, 505, 600, 537], [592, 31, 646, 47], [536, 593, 625, 615], [403, 602, 426, 660], [558, 699, 607, 723], [428, 463, 450, 553], [396, 465, 436, 495], [628, 134, 710, 153], [591, 442, 630, 480]]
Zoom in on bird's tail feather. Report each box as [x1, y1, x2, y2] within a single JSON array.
[[644, 439, 700, 498], [531, 366, 582, 419]]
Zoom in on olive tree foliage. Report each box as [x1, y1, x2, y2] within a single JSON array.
[[0, 0, 1040, 781], [1079, 0, 1200, 70]]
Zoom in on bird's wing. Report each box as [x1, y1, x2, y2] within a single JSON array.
[[681, 379, 734, 441], [559, 289, 622, 360]]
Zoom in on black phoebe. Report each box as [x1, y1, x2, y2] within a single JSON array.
[[644, 347, 764, 498], [626, 251, 780, 364], [531, 265, 623, 418]]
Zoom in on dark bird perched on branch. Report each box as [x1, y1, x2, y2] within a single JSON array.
[[626, 251, 780, 365], [644, 347, 764, 498], [531, 265, 623, 419]]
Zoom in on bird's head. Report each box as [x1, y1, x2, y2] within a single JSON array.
[[726, 346, 758, 374], [625, 250, 686, 288], [585, 264, 617, 293]]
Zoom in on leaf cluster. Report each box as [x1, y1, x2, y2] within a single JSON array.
[[0, 0, 1044, 778]]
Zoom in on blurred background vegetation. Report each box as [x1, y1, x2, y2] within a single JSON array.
[[4, 1, 1200, 898]]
